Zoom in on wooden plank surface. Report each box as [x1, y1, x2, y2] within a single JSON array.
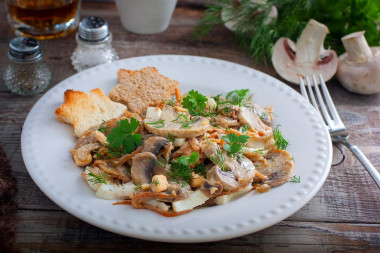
[[0, 1, 379, 252]]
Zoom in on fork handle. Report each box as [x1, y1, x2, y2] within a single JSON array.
[[341, 142, 380, 188]]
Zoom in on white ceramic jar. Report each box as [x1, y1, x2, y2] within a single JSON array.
[[115, 0, 177, 35]]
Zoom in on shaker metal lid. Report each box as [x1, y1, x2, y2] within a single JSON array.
[[8, 37, 42, 62], [78, 16, 110, 42]]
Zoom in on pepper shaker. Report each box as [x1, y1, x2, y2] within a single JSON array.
[[3, 37, 51, 96], [71, 16, 119, 72]]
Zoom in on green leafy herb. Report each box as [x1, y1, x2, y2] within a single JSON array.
[[273, 125, 289, 150], [172, 113, 197, 128], [259, 111, 269, 121], [153, 158, 167, 168], [289, 175, 301, 183], [241, 124, 249, 133], [194, 163, 207, 177], [152, 180, 160, 186], [86, 168, 107, 185], [193, 0, 380, 63], [107, 117, 142, 154], [164, 95, 177, 106], [167, 133, 177, 143], [181, 89, 208, 116], [168, 152, 199, 185], [146, 119, 165, 128], [210, 145, 227, 171], [134, 184, 141, 190], [225, 89, 250, 107], [98, 120, 108, 133], [222, 132, 250, 157]]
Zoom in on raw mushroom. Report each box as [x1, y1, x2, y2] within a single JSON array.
[[131, 152, 157, 185], [336, 31, 380, 95], [272, 19, 338, 84]]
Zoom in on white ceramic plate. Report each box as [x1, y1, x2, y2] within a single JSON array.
[[21, 55, 332, 243]]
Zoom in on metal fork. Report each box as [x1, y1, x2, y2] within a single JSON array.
[[299, 74, 380, 188]]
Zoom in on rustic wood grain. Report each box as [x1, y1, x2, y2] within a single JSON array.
[[0, 1, 379, 252]]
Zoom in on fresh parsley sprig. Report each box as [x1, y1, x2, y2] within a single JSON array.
[[222, 132, 250, 157], [181, 90, 208, 116], [273, 125, 289, 150], [225, 89, 250, 107], [106, 117, 142, 155], [167, 152, 199, 185]]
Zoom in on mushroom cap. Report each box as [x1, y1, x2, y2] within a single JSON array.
[[142, 136, 169, 155], [336, 47, 380, 95], [272, 38, 338, 85], [131, 152, 157, 185]]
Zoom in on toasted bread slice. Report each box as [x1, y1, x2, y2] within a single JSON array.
[[55, 88, 127, 137], [109, 67, 179, 114]]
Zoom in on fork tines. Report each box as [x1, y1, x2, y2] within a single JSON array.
[[299, 74, 345, 133]]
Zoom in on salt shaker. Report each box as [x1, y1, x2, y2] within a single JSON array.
[[3, 37, 51, 96], [71, 16, 119, 72]]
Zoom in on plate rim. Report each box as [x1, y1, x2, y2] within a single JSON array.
[[21, 54, 332, 243]]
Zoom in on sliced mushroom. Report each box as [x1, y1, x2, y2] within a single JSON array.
[[142, 136, 169, 156], [272, 19, 338, 84], [336, 31, 380, 94], [199, 180, 223, 198], [238, 107, 271, 134], [256, 149, 294, 187], [215, 115, 240, 128], [93, 160, 131, 182], [131, 152, 157, 185], [73, 143, 100, 166], [144, 105, 210, 138], [209, 165, 239, 191], [74, 131, 98, 149]]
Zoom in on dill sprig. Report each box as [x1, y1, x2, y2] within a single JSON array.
[[193, 0, 380, 63], [172, 113, 197, 128], [273, 125, 289, 150], [86, 168, 107, 185], [289, 175, 301, 183], [210, 145, 227, 171], [146, 119, 165, 128]]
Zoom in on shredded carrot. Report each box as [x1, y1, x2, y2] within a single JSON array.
[[208, 132, 219, 139], [255, 171, 268, 181], [219, 139, 225, 148], [155, 102, 164, 110], [112, 200, 131, 205], [175, 87, 182, 103], [125, 110, 134, 118], [209, 138, 221, 143], [189, 139, 200, 151], [258, 131, 265, 137], [141, 115, 146, 120], [226, 128, 243, 136], [231, 110, 235, 118]]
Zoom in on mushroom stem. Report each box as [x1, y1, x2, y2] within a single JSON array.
[[296, 19, 329, 64], [342, 31, 373, 64]]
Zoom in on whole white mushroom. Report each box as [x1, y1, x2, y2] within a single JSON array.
[[336, 31, 380, 95]]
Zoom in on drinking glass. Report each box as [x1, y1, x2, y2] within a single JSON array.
[[5, 0, 81, 40]]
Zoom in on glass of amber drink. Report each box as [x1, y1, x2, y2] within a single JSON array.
[[6, 0, 81, 40]]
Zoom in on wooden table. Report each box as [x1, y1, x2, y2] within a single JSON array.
[[1, 1, 379, 252]]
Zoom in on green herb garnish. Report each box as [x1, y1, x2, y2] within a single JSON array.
[[146, 119, 165, 128], [225, 89, 250, 107], [273, 125, 289, 150], [86, 168, 107, 185], [164, 95, 177, 106], [181, 89, 208, 116], [241, 124, 249, 133], [98, 120, 108, 133], [167, 133, 177, 143], [172, 113, 197, 128], [106, 117, 142, 154], [222, 132, 250, 157], [289, 175, 301, 183], [210, 145, 227, 171], [194, 163, 206, 178], [153, 158, 167, 168], [134, 184, 141, 190], [167, 152, 198, 185], [152, 180, 160, 186]]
